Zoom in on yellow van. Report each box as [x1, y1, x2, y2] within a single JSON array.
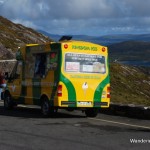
[[3, 38, 110, 117]]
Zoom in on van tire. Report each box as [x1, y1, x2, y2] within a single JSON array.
[[85, 108, 98, 117], [41, 97, 54, 117], [4, 92, 14, 110]]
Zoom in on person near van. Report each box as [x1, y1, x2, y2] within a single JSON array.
[[0, 71, 6, 100]]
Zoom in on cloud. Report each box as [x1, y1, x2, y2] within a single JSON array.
[[0, 0, 150, 35], [0, 0, 4, 5]]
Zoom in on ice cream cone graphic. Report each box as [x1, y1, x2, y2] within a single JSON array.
[[82, 82, 88, 99]]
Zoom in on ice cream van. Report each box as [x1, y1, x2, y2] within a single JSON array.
[[3, 37, 110, 117]]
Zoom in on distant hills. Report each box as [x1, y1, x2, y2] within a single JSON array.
[[38, 30, 150, 67], [38, 30, 150, 45], [93, 34, 150, 45], [109, 41, 150, 66]]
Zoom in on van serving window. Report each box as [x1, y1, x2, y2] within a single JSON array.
[[65, 53, 106, 74], [34, 54, 46, 78]]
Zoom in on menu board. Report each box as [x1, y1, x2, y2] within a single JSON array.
[[65, 53, 106, 74]]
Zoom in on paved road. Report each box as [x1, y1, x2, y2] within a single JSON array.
[[0, 101, 150, 150]]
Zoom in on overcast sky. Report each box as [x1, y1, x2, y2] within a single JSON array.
[[0, 0, 150, 36]]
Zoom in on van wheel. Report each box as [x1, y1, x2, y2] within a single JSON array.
[[41, 98, 54, 117], [4, 93, 14, 110], [85, 108, 98, 117]]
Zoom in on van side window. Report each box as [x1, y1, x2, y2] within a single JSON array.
[[34, 54, 46, 78]]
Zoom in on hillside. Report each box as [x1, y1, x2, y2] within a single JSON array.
[[108, 41, 150, 66], [110, 63, 150, 106], [0, 16, 52, 59]]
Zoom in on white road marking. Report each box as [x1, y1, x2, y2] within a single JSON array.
[[0, 101, 4, 104], [88, 118, 150, 130]]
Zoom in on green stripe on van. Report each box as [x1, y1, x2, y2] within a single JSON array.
[[94, 57, 110, 105], [94, 75, 109, 103], [59, 46, 76, 107], [60, 74, 76, 107]]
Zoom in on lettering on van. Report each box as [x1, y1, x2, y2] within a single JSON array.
[[70, 75, 101, 79], [72, 45, 97, 51], [22, 81, 57, 87]]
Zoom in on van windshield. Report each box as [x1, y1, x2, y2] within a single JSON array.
[[65, 53, 106, 74]]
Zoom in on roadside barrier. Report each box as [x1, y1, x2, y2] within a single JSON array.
[[99, 103, 150, 119]]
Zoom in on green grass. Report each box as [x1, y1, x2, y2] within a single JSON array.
[[110, 63, 150, 106]]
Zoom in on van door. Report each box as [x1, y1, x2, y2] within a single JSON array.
[[8, 61, 23, 101]]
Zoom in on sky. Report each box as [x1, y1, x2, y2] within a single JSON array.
[[0, 0, 150, 36]]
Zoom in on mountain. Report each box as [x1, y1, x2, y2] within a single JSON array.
[[92, 34, 150, 45], [108, 41, 150, 66], [37, 30, 96, 43], [37, 30, 61, 41], [38, 30, 150, 46], [0, 16, 52, 59], [38, 30, 150, 67]]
